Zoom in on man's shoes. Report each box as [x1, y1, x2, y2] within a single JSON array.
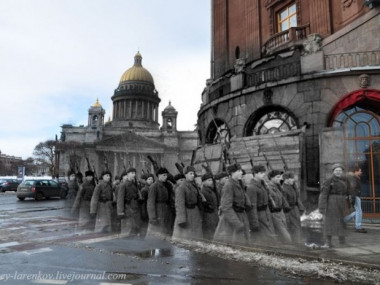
[[355, 228, 367, 233]]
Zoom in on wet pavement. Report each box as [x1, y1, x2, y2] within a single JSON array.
[[0, 191, 379, 284]]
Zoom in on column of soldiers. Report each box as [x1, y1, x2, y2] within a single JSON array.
[[67, 160, 305, 246]]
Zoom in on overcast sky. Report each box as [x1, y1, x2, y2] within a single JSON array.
[[0, 0, 210, 159]]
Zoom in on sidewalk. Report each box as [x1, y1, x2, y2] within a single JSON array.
[[257, 223, 380, 270]]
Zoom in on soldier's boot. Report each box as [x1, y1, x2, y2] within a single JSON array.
[[339, 236, 346, 245]]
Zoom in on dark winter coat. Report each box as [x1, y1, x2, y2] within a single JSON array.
[[282, 183, 305, 243], [146, 180, 173, 237], [72, 180, 95, 230], [213, 178, 250, 245], [65, 179, 79, 216], [117, 179, 142, 235], [318, 175, 350, 237], [246, 179, 276, 242], [172, 180, 203, 240], [200, 185, 219, 240], [267, 181, 291, 242], [90, 180, 113, 233]]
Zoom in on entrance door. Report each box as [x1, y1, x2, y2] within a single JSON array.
[[333, 107, 380, 218]]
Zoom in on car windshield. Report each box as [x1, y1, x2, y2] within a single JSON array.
[[20, 180, 36, 186]]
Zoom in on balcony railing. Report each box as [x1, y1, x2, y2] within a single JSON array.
[[324, 50, 380, 70], [263, 24, 310, 55], [246, 61, 301, 87]]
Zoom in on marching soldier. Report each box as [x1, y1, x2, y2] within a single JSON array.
[[90, 170, 113, 233], [111, 175, 121, 233], [146, 167, 174, 238], [172, 166, 204, 240], [267, 170, 292, 243], [117, 168, 142, 236], [71, 170, 96, 232], [65, 169, 79, 218], [319, 163, 350, 248], [282, 171, 305, 243], [214, 171, 228, 204], [213, 164, 251, 245], [246, 165, 276, 244], [200, 172, 219, 240], [140, 172, 155, 237]]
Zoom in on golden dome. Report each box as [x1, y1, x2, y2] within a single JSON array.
[[93, 98, 102, 107], [119, 52, 154, 84]]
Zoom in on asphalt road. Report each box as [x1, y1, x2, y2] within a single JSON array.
[[0, 191, 337, 284]]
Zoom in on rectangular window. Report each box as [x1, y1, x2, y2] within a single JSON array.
[[278, 3, 297, 32]]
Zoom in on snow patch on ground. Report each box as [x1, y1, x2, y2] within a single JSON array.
[[172, 238, 380, 284]]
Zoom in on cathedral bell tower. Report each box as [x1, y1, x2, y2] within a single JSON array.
[[161, 101, 178, 132], [88, 98, 105, 140]]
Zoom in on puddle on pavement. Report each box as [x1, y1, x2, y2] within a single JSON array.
[[114, 248, 173, 259]]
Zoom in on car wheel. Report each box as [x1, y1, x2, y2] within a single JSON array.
[[35, 192, 44, 201], [17, 197, 25, 201]]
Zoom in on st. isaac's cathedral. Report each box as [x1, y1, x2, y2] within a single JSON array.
[[56, 52, 198, 178]]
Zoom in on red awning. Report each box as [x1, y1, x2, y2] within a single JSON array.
[[327, 89, 380, 126]]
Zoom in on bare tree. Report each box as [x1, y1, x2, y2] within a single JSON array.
[[33, 140, 56, 176]]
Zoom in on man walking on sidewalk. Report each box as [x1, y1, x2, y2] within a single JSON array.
[[344, 167, 367, 233]]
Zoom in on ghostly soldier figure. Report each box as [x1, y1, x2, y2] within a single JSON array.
[[246, 165, 276, 244], [117, 168, 143, 236], [213, 164, 251, 245], [282, 171, 305, 243], [65, 169, 79, 218], [172, 166, 204, 241], [146, 167, 174, 238], [267, 170, 292, 243], [90, 170, 113, 233], [71, 170, 96, 232], [215, 171, 228, 205], [319, 164, 350, 248], [140, 173, 155, 237], [200, 172, 219, 240]]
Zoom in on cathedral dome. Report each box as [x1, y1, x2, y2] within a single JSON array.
[[119, 51, 154, 85]]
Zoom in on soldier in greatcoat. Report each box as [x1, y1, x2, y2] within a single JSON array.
[[267, 170, 292, 243], [172, 166, 204, 240], [111, 175, 121, 233], [319, 163, 350, 248], [90, 170, 113, 233], [215, 171, 228, 204], [71, 170, 96, 232], [282, 171, 305, 243], [65, 169, 79, 218], [117, 168, 143, 236], [146, 167, 174, 238], [139, 173, 154, 237], [246, 165, 276, 244], [200, 172, 219, 240], [213, 164, 251, 245]]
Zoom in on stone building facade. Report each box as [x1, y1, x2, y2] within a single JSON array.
[[198, 1, 380, 217], [57, 52, 198, 179]]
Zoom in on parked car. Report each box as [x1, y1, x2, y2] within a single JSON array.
[[0, 178, 21, 192], [16, 179, 68, 201]]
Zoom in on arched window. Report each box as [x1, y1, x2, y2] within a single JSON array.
[[205, 119, 230, 144], [92, 115, 98, 129], [332, 106, 380, 215], [244, 106, 298, 136]]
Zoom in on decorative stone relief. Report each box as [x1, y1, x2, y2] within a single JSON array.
[[359, 74, 369, 88], [234, 58, 246, 74], [302, 34, 322, 55], [342, 0, 354, 9]]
